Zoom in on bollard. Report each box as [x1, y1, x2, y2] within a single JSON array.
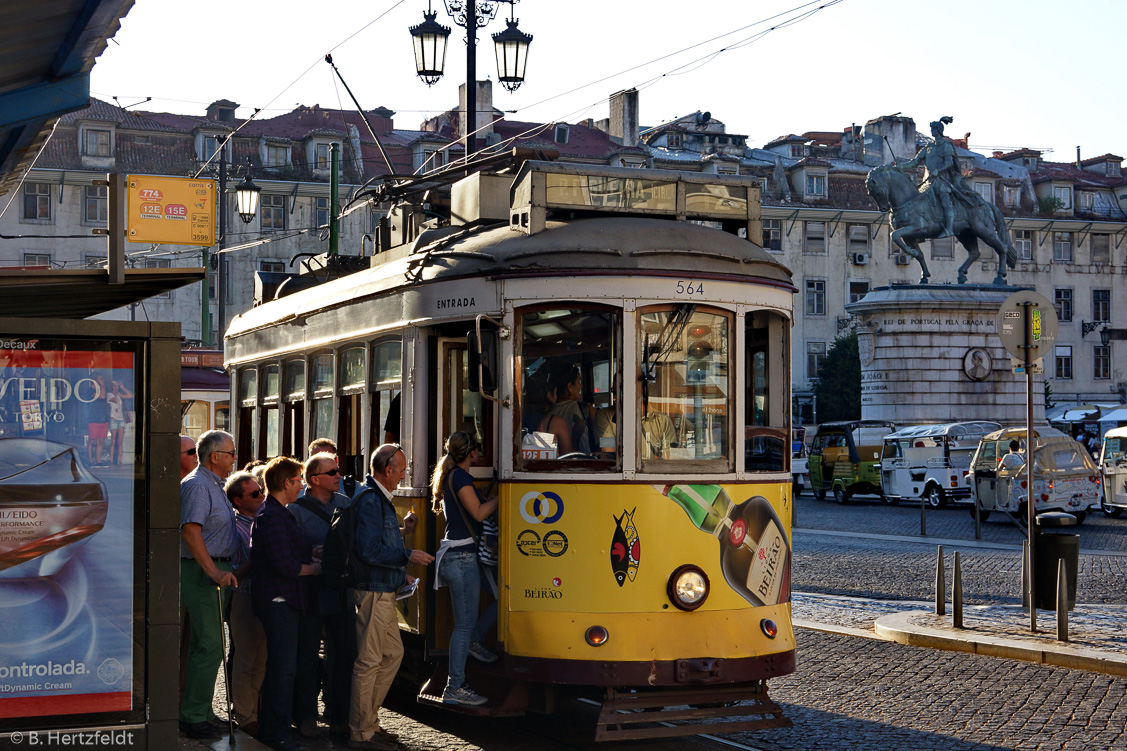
[[973, 498, 981, 541], [934, 545, 945, 616], [952, 551, 963, 629], [920, 496, 927, 537], [1056, 558, 1069, 642], [1020, 539, 1029, 608]]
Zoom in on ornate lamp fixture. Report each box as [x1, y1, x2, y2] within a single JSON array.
[[492, 8, 532, 92], [235, 161, 261, 224], [409, 2, 451, 86]]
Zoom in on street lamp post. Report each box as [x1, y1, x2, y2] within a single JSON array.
[[214, 145, 260, 347], [409, 0, 532, 159]]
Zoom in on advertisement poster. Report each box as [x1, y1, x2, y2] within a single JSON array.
[[0, 340, 136, 719]]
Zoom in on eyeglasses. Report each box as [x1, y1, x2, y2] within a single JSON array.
[[182, 448, 197, 456], [213, 450, 237, 457], [245, 488, 263, 499], [311, 468, 340, 477]]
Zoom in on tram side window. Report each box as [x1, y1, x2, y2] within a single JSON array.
[[237, 367, 257, 460], [446, 344, 491, 468], [370, 339, 402, 451], [638, 305, 731, 471], [339, 346, 366, 476], [216, 399, 230, 433], [745, 311, 788, 472], [282, 359, 305, 457], [262, 364, 280, 459], [518, 306, 618, 468], [311, 353, 334, 442]]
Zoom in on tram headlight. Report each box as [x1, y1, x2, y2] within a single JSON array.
[[667, 564, 709, 611]]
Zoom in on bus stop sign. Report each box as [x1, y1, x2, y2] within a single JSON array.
[[996, 290, 1057, 362]]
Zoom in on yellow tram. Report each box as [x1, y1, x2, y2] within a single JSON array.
[[224, 158, 796, 739]]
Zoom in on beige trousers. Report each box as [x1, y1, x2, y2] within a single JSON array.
[[229, 590, 267, 726], [349, 590, 403, 742]]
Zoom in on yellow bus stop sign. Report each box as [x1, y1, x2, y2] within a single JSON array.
[[126, 175, 216, 246]]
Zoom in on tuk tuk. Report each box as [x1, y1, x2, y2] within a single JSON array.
[[1098, 426, 1127, 517], [792, 427, 808, 496], [880, 422, 1000, 508], [967, 426, 1100, 523], [808, 420, 894, 503]]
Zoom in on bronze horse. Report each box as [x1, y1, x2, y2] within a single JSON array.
[[865, 164, 1017, 285]]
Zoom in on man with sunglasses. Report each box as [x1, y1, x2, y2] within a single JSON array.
[[179, 430, 239, 740], [289, 453, 355, 737], [226, 471, 267, 737], [181, 435, 199, 479]]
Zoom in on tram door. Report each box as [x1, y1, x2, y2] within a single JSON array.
[[437, 338, 493, 469]]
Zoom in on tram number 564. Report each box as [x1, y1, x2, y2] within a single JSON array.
[[675, 280, 704, 296]]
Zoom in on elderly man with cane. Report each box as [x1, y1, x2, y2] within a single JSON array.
[[179, 430, 239, 740]]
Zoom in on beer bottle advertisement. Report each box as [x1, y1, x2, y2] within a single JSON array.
[[664, 484, 790, 607]]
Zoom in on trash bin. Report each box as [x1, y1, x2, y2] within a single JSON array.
[[1033, 511, 1079, 611]]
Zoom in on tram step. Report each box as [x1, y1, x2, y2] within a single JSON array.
[[416, 661, 532, 717], [595, 684, 792, 742]]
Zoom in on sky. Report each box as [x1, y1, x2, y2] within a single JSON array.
[[90, 0, 1126, 162]]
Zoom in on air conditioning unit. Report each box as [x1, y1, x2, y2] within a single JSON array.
[[852, 252, 869, 266], [894, 254, 910, 265]]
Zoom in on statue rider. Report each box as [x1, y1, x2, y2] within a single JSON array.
[[895, 116, 976, 238]]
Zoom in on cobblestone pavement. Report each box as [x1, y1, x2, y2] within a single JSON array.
[[793, 490, 1127, 553], [734, 630, 1127, 751]]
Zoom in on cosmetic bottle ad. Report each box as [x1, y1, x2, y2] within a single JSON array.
[[0, 342, 135, 719]]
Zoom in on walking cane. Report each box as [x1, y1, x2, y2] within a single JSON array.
[[215, 586, 236, 745]]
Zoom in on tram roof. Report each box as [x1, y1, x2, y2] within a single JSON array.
[[227, 215, 793, 339]]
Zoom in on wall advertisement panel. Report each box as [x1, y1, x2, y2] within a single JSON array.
[[0, 339, 140, 720]]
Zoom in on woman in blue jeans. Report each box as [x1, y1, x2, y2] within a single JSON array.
[[430, 431, 499, 706]]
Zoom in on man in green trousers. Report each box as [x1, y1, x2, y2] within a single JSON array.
[[179, 429, 239, 740]]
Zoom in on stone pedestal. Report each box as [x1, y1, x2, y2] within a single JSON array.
[[846, 284, 1044, 427]]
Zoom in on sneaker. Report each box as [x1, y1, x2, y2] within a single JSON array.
[[442, 685, 489, 706], [468, 642, 498, 663]]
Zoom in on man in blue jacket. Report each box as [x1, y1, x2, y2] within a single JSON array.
[[348, 445, 433, 751]]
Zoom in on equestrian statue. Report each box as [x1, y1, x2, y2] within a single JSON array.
[[865, 116, 1017, 285]]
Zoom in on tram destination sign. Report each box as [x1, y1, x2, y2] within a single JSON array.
[[996, 290, 1057, 362], [126, 175, 216, 246]]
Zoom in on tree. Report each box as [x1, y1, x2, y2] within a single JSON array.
[[813, 329, 861, 422]]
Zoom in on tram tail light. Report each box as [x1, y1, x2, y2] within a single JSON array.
[[585, 625, 609, 646], [760, 619, 778, 638]]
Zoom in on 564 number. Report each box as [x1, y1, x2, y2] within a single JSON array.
[[675, 280, 704, 296]]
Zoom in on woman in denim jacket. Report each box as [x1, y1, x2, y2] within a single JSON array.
[[429, 432, 499, 706]]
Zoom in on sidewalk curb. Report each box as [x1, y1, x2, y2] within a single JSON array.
[[793, 618, 885, 641], [873, 610, 1127, 677]]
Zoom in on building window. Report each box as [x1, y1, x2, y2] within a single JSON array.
[[200, 134, 229, 162], [84, 128, 111, 156], [1004, 185, 1021, 208], [314, 143, 332, 170], [804, 173, 826, 197], [666, 132, 682, 149], [1054, 288, 1073, 322], [1053, 231, 1073, 262], [143, 258, 171, 298], [1014, 229, 1033, 261], [1054, 345, 1072, 380], [848, 224, 869, 253], [1091, 233, 1111, 264], [22, 182, 51, 222], [1094, 346, 1111, 380], [1078, 191, 1094, 211], [315, 197, 330, 228], [1108, 162, 1121, 177], [1093, 289, 1111, 322], [22, 252, 51, 268], [805, 279, 826, 317], [258, 259, 286, 274], [807, 342, 826, 380], [762, 219, 781, 252], [554, 124, 569, 144], [419, 148, 444, 171], [930, 237, 954, 259], [974, 182, 993, 203], [265, 144, 289, 167], [804, 221, 825, 253], [849, 280, 870, 304], [261, 194, 286, 231], [1052, 185, 1072, 209], [84, 185, 108, 224]]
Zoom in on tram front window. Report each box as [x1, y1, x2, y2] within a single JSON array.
[[519, 307, 618, 468], [638, 305, 731, 471]]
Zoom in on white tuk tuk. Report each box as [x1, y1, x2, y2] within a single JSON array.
[[880, 422, 1000, 508], [967, 426, 1100, 523], [1098, 425, 1127, 517]]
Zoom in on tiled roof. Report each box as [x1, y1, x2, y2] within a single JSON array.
[[764, 134, 807, 149], [1080, 153, 1122, 166], [789, 157, 831, 169], [59, 99, 181, 133], [1030, 160, 1127, 188]]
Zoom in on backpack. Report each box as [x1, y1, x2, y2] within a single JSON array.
[[321, 492, 373, 590]]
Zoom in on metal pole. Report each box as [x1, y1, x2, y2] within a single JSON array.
[[465, 1, 477, 159], [952, 551, 963, 629], [201, 246, 210, 347], [1024, 300, 1037, 633], [919, 494, 926, 536], [934, 544, 945, 615], [217, 147, 227, 347], [329, 142, 340, 256], [215, 587, 235, 744], [1055, 558, 1068, 642], [106, 174, 124, 285]]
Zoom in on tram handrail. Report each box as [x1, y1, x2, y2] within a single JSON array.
[[474, 314, 510, 408]]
